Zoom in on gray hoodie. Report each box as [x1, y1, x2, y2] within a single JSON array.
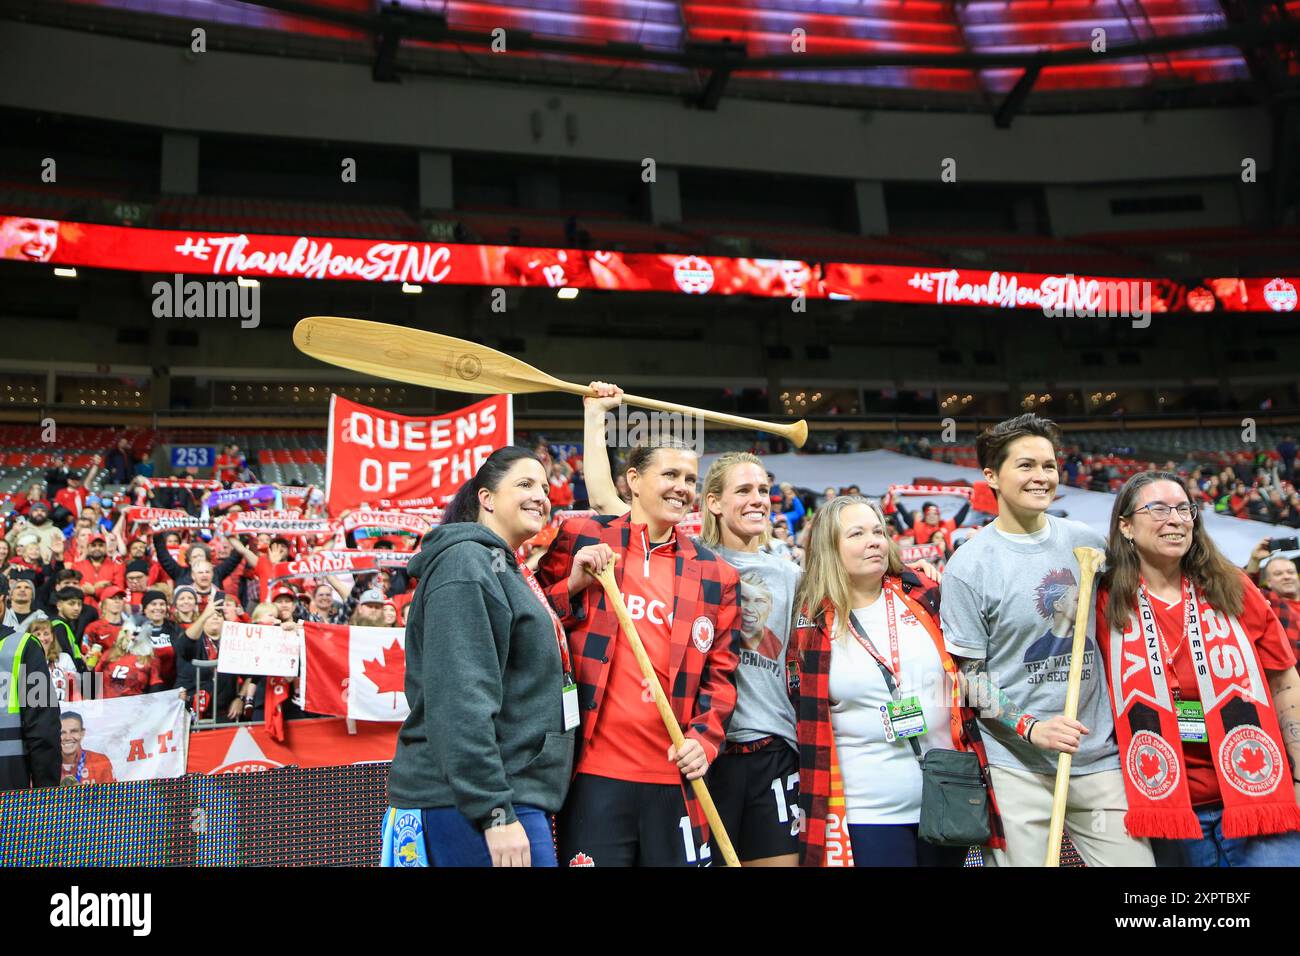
[[386, 522, 575, 827]]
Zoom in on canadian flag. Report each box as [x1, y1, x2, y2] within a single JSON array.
[[300, 623, 409, 722]]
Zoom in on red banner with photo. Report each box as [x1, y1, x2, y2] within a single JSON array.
[[326, 393, 512, 514], [3, 214, 1297, 313]]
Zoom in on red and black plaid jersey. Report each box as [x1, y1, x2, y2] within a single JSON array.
[[1261, 588, 1300, 672], [788, 567, 1004, 866], [536, 511, 742, 852]]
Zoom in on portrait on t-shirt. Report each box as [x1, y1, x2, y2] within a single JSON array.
[[1024, 568, 1095, 682], [739, 571, 784, 661]]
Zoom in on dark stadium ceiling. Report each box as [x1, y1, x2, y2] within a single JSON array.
[[12, 0, 1300, 115]]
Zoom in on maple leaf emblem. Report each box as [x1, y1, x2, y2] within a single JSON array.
[[568, 852, 595, 867], [1138, 750, 1162, 782], [1236, 744, 1268, 778], [361, 638, 406, 706]]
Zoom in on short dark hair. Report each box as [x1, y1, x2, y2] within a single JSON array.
[[55, 587, 84, 604], [270, 536, 292, 550], [976, 413, 1062, 473]]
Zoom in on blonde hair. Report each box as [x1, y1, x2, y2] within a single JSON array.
[[250, 601, 279, 625], [699, 452, 768, 549], [795, 495, 903, 646]]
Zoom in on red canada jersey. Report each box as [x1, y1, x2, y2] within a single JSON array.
[[95, 653, 164, 698]]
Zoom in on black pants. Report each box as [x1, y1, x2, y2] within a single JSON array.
[[556, 773, 705, 867]]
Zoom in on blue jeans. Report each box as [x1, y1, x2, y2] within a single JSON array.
[[1151, 804, 1300, 867], [421, 805, 557, 867]]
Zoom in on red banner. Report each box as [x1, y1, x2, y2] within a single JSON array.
[[327, 393, 512, 514], [3, 214, 1296, 313], [186, 717, 398, 773]]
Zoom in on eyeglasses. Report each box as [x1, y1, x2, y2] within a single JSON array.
[[1130, 501, 1197, 521]]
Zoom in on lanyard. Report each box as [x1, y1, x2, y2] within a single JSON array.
[[846, 589, 900, 679], [1138, 577, 1194, 700], [520, 563, 573, 680]]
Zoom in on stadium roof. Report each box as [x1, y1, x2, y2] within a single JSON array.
[[22, 0, 1300, 114]]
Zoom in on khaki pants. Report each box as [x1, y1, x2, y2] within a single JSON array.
[[983, 765, 1155, 867]]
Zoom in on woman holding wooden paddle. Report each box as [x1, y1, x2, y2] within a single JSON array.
[[534, 386, 743, 867], [1096, 471, 1300, 866]]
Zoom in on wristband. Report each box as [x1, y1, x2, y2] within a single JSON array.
[[1026, 720, 1037, 745], [1015, 713, 1036, 739]]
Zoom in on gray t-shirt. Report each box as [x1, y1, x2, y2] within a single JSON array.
[[940, 515, 1119, 776], [712, 544, 800, 752]]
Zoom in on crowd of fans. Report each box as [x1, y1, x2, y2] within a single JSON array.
[[896, 431, 1300, 526], [0, 441, 413, 729], [6, 430, 1300, 732]]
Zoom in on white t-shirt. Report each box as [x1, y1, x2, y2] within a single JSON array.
[[829, 593, 954, 825]]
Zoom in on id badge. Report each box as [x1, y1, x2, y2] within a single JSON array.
[[1175, 699, 1207, 743], [887, 696, 927, 739], [562, 682, 580, 732]]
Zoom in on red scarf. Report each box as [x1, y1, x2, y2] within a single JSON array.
[[1099, 578, 1300, 840]]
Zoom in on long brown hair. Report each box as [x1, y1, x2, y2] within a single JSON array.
[[699, 451, 768, 549], [1102, 471, 1243, 620], [795, 495, 903, 647]]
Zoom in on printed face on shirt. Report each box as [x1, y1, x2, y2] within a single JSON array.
[[836, 502, 890, 584], [738, 576, 774, 645], [708, 461, 770, 542], [1265, 558, 1300, 600], [985, 435, 1058, 521], [60, 716, 84, 755], [1120, 479, 1194, 567], [628, 448, 698, 530], [0, 216, 59, 261]]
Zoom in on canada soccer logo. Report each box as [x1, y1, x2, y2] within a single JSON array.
[[673, 256, 715, 295], [569, 852, 595, 867], [1264, 278, 1297, 313], [1125, 731, 1179, 800], [691, 615, 715, 653], [1219, 725, 1284, 796]]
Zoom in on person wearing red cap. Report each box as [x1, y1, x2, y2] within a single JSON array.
[[270, 585, 300, 623], [70, 533, 125, 612], [82, 586, 129, 657]]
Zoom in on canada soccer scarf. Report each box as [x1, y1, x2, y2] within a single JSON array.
[[1102, 579, 1300, 840]]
